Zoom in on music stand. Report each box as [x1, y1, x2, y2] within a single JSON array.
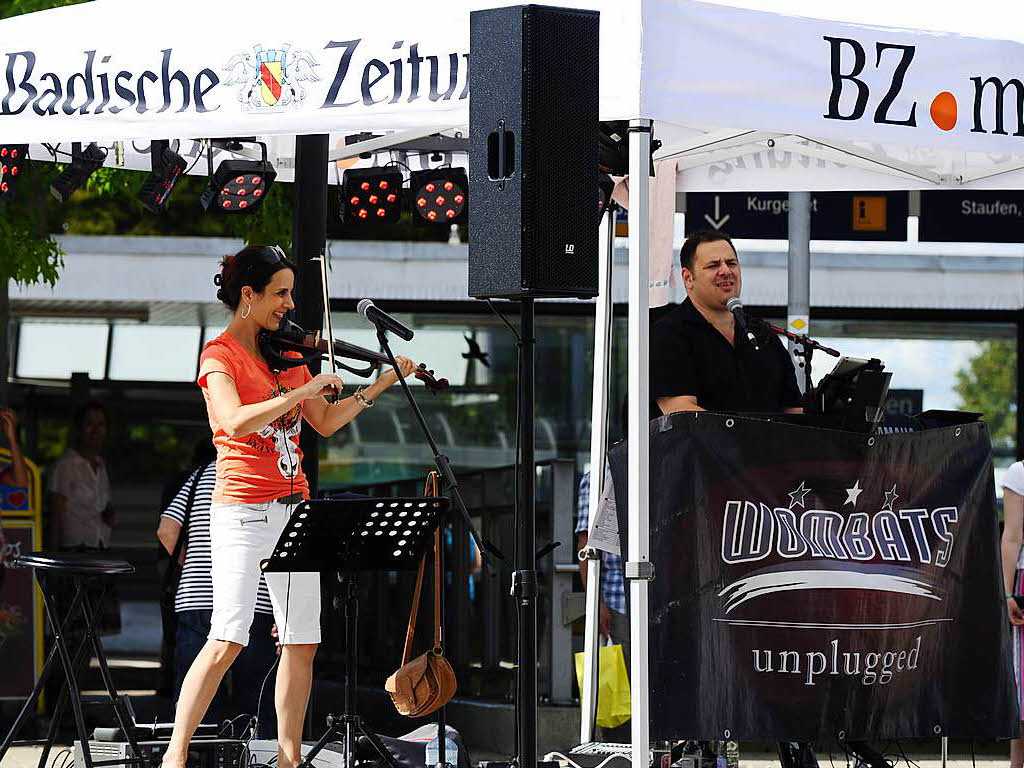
[[262, 496, 450, 768], [813, 356, 892, 433]]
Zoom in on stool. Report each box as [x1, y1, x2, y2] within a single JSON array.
[[0, 552, 144, 768]]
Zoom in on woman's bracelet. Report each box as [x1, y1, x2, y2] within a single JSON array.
[[354, 388, 375, 408]]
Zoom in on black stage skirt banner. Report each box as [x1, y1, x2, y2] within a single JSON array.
[[607, 413, 1019, 742]]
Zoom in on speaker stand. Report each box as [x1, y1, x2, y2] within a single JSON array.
[[514, 297, 538, 768]]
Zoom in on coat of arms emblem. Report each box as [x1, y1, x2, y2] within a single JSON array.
[[224, 44, 320, 110]]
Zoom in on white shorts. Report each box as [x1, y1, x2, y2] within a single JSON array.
[[209, 500, 321, 646]]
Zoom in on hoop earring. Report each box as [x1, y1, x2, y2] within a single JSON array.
[[241, 303, 251, 319]]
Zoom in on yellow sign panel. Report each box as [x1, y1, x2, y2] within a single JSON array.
[[852, 195, 887, 232], [0, 453, 44, 709]]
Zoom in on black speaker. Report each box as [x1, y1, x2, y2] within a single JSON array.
[[468, 4, 599, 299]]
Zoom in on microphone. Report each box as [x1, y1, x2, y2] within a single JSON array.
[[725, 296, 759, 350], [357, 299, 415, 341]]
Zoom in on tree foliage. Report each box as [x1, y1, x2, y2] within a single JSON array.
[[955, 339, 1016, 450], [0, 0, 89, 19], [0, 213, 63, 287], [0, 154, 64, 286], [0, 0, 92, 285]]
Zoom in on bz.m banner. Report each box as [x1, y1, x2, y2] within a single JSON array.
[[609, 413, 1018, 742]]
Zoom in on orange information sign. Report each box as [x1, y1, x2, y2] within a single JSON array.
[[852, 195, 887, 232]]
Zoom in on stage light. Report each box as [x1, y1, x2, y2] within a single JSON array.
[[341, 167, 403, 225], [137, 141, 188, 213], [50, 143, 106, 203], [410, 168, 467, 226], [598, 173, 615, 223], [0, 145, 28, 196], [199, 140, 276, 214], [599, 120, 660, 177]]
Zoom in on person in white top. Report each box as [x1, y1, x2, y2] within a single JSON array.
[[1000, 460, 1024, 768], [48, 402, 112, 549]]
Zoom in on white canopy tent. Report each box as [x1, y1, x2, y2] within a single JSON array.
[[3, 1, 1024, 764], [7, 0, 1024, 189]]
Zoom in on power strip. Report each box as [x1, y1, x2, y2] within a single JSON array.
[[73, 738, 245, 768]]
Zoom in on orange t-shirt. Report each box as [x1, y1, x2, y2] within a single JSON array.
[[198, 331, 313, 504]]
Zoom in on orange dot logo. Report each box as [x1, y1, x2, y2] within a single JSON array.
[[930, 91, 957, 131]]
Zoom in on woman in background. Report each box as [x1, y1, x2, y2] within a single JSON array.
[[1001, 460, 1024, 768], [48, 401, 112, 551]]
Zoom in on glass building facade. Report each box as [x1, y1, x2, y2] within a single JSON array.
[[15, 308, 1020, 492]]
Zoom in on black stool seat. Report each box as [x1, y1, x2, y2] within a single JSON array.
[[16, 551, 134, 576], [1, 550, 143, 768]]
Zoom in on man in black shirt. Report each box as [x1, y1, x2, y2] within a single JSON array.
[[652, 229, 802, 415], [648, 229, 817, 768]]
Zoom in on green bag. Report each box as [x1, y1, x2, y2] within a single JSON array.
[[574, 643, 631, 729]]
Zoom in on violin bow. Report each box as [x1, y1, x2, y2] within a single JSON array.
[[316, 251, 341, 404]]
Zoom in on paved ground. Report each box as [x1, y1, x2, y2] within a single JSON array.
[[5, 745, 72, 768], [1, 745, 1013, 768]]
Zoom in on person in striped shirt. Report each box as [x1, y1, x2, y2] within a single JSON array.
[[576, 467, 629, 742], [158, 459, 278, 734]]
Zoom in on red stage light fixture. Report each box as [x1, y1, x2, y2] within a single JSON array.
[[410, 168, 467, 226], [0, 145, 28, 197], [341, 167, 403, 225], [199, 140, 276, 214]]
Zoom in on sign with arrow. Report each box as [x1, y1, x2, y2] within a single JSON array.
[[685, 192, 907, 240], [704, 195, 731, 229]]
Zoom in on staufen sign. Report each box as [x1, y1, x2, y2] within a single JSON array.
[[919, 192, 1024, 243]]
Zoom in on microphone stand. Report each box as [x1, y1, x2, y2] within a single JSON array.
[[754, 319, 841, 412], [369, 322, 500, 768]]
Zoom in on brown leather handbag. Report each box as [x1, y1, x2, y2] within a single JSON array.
[[385, 472, 457, 717]]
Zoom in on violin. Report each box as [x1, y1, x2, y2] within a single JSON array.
[[257, 318, 450, 393]]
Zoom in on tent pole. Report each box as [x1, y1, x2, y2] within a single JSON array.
[[294, 134, 329, 499], [627, 118, 652, 768], [787, 191, 811, 389], [579, 205, 617, 745]]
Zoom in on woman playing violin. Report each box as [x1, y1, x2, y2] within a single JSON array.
[[161, 244, 416, 768]]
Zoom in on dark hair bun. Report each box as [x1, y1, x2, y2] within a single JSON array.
[[215, 245, 297, 311]]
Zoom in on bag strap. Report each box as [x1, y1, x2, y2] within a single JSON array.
[[433, 525, 443, 652], [429, 473, 443, 654], [161, 464, 203, 597], [401, 547, 427, 666], [400, 471, 440, 665], [175, 466, 203, 554]]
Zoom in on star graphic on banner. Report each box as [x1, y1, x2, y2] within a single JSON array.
[[788, 481, 811, 509], [882, 483, 899, 512], [844, 479, 863, 508]]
